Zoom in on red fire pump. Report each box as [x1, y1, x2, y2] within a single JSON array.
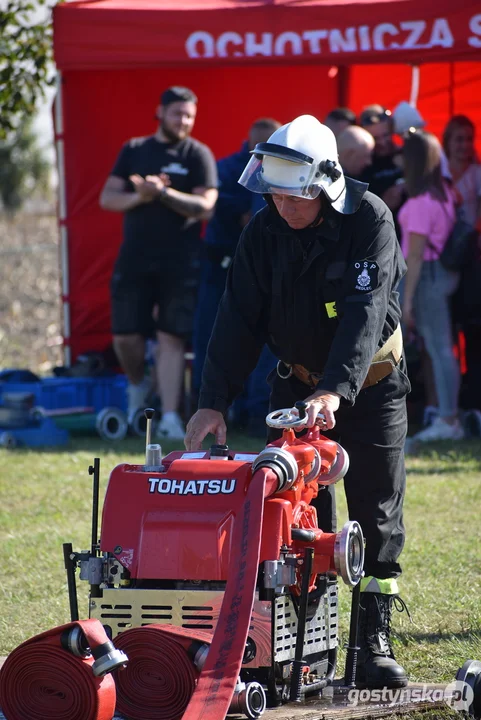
[[64, 403, 365, 720]]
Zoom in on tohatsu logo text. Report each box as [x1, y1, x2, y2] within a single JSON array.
[[148, 478, 236, 495]]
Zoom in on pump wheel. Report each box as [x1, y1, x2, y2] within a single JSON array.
[[95, 407, 128, 441], [266, 407, 326, 430]]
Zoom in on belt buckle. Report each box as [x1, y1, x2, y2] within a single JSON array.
[[277, 360, 293, 380], [308, 371, 323, 388], [367, 358, 395, 388], [372, 358, 395, 371]]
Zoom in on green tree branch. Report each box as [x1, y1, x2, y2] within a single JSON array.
[[0, 0, 55, 138]]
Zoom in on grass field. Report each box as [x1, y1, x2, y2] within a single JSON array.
[[1, 433, 480, 719]]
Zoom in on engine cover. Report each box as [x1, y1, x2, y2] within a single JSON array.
[[100, 454, 254, 580]]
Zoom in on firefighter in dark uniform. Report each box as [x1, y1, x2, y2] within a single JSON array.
[[185, 115, 410, 689]]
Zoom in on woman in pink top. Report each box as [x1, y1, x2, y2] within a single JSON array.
[[399, 132, 463, 442]]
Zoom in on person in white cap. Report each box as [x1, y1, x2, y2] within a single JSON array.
[[185, 115, 411, 690], [393, 101, 451, 180], [392, 101, 426, 136]]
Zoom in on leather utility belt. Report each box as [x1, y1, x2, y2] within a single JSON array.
[[278, 324, 403, 391]]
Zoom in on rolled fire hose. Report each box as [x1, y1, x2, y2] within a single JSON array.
[[183, 466, 278, 720], [113, 466, 279, 720], [114, 625, 213, 720], [0, 619, 118, 720]]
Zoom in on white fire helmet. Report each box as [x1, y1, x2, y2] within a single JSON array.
[[239, 114, 349, 213]]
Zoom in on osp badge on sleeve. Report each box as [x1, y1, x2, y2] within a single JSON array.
[[352, 260, 379, 292]]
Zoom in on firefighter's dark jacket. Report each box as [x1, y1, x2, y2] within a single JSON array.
[[199, 179, 407, 414]]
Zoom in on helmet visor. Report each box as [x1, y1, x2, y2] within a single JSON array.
[[238, 155, 322, 200]]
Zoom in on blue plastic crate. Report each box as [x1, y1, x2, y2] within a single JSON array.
[[0, 372, 128, 414], [0, 416, 69, 448]]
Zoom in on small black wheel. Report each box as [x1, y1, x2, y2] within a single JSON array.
[[129, 407, 157, 437], [96, 407, 128, 441]]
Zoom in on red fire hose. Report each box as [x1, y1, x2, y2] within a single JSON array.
[[112, 467, 279, 720], [182, 467, 278, 720], [0, 619, 117, 720], [114, 625, 213, 720]]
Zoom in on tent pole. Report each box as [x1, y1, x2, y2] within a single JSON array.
[[54, 71, 71, 368], [409, 65, 420, 107], [449, 63, 455, 117], [338, 65, 350, 108]]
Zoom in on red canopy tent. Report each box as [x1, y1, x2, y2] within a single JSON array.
[[52, 0, 481, 364]]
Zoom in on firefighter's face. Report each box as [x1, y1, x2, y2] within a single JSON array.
[[271, 193, 322, 229]]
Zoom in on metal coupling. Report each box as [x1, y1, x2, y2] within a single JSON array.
[[192, 642, 210, 672], [252, 446, 298, 492], [229, 680, 267, 719], [61, 626, 91, 658], [91, 640, 128, 676], [334, 521, 364, 586]]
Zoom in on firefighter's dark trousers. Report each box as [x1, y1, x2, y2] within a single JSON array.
[[267, 362, 410, 579]]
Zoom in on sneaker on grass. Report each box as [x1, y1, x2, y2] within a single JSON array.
[[413, 416, 464, 443], [157, 411, 185, 441], [422, 405, 439, 427], [127, 377, 152, 423]]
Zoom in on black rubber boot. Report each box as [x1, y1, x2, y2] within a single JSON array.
[[356, 592, 409, 689]]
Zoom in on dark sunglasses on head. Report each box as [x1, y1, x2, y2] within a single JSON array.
[[361, 109, 392, 126]]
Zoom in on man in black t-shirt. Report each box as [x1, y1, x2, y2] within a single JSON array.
[[99, 86, 218, 439]]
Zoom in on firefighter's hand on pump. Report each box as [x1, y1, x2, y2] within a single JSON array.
[[266, 407, 327, 430], [185, 409, 227, 451], [267, 391, 341, 431], [299, 389, 341, 430]]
